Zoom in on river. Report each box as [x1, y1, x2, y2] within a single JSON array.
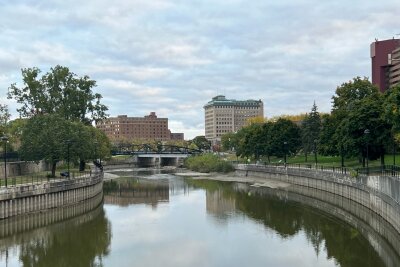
[[0, 169, 398, 267]]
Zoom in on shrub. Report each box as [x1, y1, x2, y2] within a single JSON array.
[[184, 154, 234, 173]]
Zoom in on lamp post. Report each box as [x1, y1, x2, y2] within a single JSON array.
[[313, 139, 318, 166], [1, 136, 9, 187], [94, 141, 98, 162], [283, 141, 288, 166], [66, 140, 71, 178], [364, 129, 370, 174], [393, 137, 396, 166]]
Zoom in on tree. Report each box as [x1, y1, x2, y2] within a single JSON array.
[[19, 114, 110, 177], [0, 103, 10, 135], [221, 132, 236, 151], [19, 114, 71, 177], [331, 77, 390, 165], [318, 114, 340, 156], [191, 136, 211, 151], [383, 85, 400, 144], [268, 118, 301, 158], [301, 102, 321, 162], [8, 65, 108, 124]]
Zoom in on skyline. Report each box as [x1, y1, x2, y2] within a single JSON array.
[[0, 0, 399, 139]]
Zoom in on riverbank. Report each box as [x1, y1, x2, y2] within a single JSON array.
[[174, 170, 291, 189]]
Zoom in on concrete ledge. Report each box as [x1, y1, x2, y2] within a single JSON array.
[[0, 171, 104, 219]]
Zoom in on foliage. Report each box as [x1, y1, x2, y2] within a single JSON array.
[[191, 135, 211, 151], [221, 132, 237, 151], [383, 85, 400, 146], [245, 116, 266, 126], [301, 102, 321, 160], [185, 154, 234, 173], [331, 77, 390, 163], [8, 65, 108, 124], [0, 103, 10, 135], [19, 114, 110, 177]]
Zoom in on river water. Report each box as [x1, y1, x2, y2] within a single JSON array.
[[0, 170, 399, 267]]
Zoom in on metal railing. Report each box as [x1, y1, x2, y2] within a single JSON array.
[[0, 170, 99, 189], [237, 162, 400, 179]]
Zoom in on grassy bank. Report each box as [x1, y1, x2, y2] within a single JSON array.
[[185, 154, 234, 173]]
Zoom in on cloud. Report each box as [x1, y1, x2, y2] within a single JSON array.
[[0, 0, 400, 138]]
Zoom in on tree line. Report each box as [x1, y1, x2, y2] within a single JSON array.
[[222, 77, 400, 167], [2, 65, 111, 177]]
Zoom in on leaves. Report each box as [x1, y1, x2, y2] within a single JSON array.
[[8, 65, 108, 124]]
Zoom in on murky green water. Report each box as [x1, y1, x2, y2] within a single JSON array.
[[0, 171, 399, 267]]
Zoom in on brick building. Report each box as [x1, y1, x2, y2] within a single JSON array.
[[371, 38, 400, 92], [96, 112, 184, 141]]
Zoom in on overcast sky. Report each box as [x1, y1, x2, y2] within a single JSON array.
[[0, 0, 399, 139]]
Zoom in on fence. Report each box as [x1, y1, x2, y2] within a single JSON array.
[[0, 170, 94, 189], [241, 162, 400, 179]]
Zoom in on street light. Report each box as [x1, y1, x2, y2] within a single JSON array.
[[313, 139, 318, 166], [364, 129, 370, 174], [94, 141, 98, 162], [66, 140, 71, 178], [1, 136, 9, 187], [283, 141, 288, 166]]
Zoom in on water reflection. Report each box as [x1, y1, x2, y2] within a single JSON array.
[[1, 172, 399, 267], [0, 195, 111, 267], [189, 179, 400, 267], [104, 178, 170, 207]]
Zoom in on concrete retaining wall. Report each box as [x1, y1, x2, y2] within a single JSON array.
[[236, 165, 400, 248], [0, 161, 51, 179], [0, 171, 103, 220]]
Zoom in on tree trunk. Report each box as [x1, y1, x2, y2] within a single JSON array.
[[79, 160, 85, 171], [51, 162, 57, 178], [305, 151, 308, 162], [381, 154, 385, 166]]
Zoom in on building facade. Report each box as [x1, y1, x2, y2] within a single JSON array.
[[204, 95, 264, 143], [96, 112, 183, 141], [371, 38, 400, 92]]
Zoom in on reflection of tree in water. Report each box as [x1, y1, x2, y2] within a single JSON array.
[[18, 208, 111, 267], [188, 179, 386, 267]]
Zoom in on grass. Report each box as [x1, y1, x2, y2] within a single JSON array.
[[222, 152, 400, 169], [1, 165, 92, 187]]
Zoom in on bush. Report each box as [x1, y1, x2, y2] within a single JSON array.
[[184, 154, 234, 173]]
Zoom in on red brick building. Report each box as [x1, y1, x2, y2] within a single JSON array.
[[96, 112, 184, 141], [371, 38, 400, 92]]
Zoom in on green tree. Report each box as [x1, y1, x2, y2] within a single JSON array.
[[268, 118, 301, 158], [8, 65, 108, 124], [301, 102, 321, 162], [332, 77, 390, 165], [191, 136, 211, 151], [221, 132, 236, 151], [383, 85, 400, 144], [0, 103, 10, 135], [318, 114, 340, 156], [19, 114, 110, 177], [19, 114, 71, 177]]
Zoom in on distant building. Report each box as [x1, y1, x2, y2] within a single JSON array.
[[371, 38, 400, 92], [96, 112, 182, 141], [170, 132, 184, 140], [204, 95, 264, 143]]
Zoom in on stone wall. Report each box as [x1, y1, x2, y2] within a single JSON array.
[[0, 171, 103, 219]]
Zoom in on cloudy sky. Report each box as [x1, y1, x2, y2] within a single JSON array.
[[0, 0, 399, 139]]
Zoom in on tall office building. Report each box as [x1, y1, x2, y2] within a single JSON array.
[[96, 112, 184, 141], [371, 38, 400, 92], [204, 95, 264, 143]]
